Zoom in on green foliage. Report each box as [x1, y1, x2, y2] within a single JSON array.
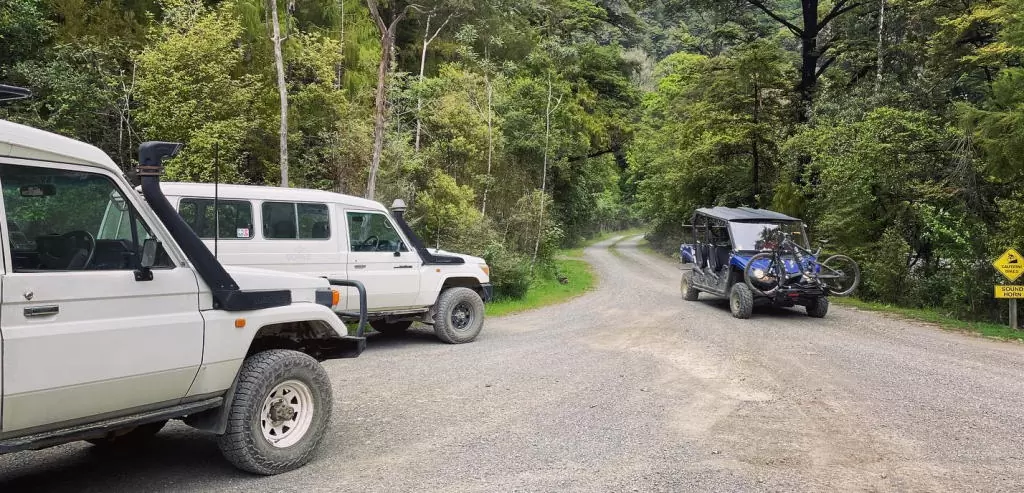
[[628, 41, 795, 249], [135, 2, 269, 182]]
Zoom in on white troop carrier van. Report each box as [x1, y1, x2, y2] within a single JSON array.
[[151, 182, 493, 344]]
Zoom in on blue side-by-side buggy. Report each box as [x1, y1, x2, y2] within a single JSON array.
[[679, 207, 860, 319]]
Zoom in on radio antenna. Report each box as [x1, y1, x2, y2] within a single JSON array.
[[214, 141, 220, 259]]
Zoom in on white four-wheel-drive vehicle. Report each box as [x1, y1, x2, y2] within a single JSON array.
[[150, 182, 493, 343], [0, 113, 368, 475]]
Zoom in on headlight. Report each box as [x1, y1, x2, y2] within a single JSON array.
[[479, 263, 490, 276], [753, 268, 765, 279]]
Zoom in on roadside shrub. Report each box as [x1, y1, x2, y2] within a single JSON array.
[[483, 243, 532, 300]]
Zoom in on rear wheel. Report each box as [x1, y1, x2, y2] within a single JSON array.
[[806, 297, 829, 318], [819, 255, 860, 296], [434, 287, 485, 344], [681, 271, 699, 301], [729, 283, 754, 319], [370, 320, 413, 335]]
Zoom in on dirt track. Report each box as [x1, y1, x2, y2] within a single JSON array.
[[3, 235, 1024, 492]]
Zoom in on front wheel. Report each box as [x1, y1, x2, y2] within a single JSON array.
[[805, 297, 829, 318], [819, 255, 860, 296], [681, 271, 699, 301], [218, 349, 332, 475], [729, 283, 754, 319], [434, 287, 485, 344]]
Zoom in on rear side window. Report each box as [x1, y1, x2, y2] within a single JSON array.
[[179, 198, 254, 239], [262, 202, 330, 240]]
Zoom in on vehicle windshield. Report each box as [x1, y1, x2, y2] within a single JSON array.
[[729, 221, 808, 251]]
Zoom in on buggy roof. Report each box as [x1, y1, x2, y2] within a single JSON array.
[[694, 207, 800, 222]]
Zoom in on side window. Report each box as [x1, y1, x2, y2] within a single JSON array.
[[298, 203, 330, 239], [1, 163, 173, 272], [179, 198, 254, 239], [262, 201, 329, 240], [347, 211, 407, 252]]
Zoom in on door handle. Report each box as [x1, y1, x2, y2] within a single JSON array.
[[24, 305, 59, 317], [353, 264, 367, 269], [394, 265, 414, 269]]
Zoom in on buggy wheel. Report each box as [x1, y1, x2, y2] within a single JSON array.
[[681, 271, 699, 301], [805, 297, 829, 318], [819, 255, 860, 296], [729, 283, 754, 319], [744, 252, 779, 297]]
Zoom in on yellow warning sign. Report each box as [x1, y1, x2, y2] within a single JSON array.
[[994, 248, 1024, 282], [996, 285, 1024, 298]]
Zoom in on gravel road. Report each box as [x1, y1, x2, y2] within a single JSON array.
[[3, 235, 1024, 492]]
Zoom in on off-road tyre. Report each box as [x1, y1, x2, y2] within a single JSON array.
[[729, 283, 754, 319], [218, 349, 332, 475], [681, 271, 700, 301], [434, 287, 485, 344], [87, 420, 167, 448], [371, 320, 413, 335], [806, 297, 830, 318]]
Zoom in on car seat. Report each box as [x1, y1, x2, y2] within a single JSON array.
[[311, 221, 328, 239], [700, 243, 711, 269], [273, 220, 296, 239]]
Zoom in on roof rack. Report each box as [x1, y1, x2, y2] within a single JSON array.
[[0, 85, 32, 102]]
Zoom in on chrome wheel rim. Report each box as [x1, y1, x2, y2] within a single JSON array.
[[260, 380, 314, 448]]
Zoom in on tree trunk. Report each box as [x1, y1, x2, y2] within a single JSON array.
[[874, 0, 887, 96], [413, 14, 451, 154], [532, 75, 554, 268], [481, 74, 493, 214], [270, 0, 289, 187], [336, 0, 345, 89], [751, 78, 761, 204], [797, 0, 819, 123], [414, 15, 431, 153], [367, 32, 391, 200], [365, 0, 407, 201]]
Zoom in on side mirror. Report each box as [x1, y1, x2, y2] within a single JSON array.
[[135, 239, 159, 281], [142, 239, 158, 267], [394, 241, 403, 257]]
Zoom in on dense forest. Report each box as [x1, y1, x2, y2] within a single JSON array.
[[2, 0, 1023, 323]]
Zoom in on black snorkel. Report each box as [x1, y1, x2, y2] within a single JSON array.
[[137, 141, 291, 311], [389, 199, 464, 265]]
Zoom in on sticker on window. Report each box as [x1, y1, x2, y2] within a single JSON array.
[[237, 228, 250, 238]]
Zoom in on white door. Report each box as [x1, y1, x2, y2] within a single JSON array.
[[345, 210, 421, 311], [0, 161, 204, 433]]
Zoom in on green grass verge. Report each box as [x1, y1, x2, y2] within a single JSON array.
[[833, 297, 1024, 342], [486, 256, 596, 317]]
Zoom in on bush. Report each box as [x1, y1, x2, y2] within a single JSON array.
[[483, 244, 532, 300]]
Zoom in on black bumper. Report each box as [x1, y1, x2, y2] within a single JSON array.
[[771, 286, 825, 304], [481, 283, 494, 302]]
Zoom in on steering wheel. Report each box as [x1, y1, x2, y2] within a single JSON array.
[[62, 230, 96, 270], [361, 235, 379, 251]]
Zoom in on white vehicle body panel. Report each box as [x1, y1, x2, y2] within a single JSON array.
[[188, 303, 351, 397]]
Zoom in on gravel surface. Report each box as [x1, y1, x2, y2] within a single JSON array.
[[3, 235, 1024, 492]]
